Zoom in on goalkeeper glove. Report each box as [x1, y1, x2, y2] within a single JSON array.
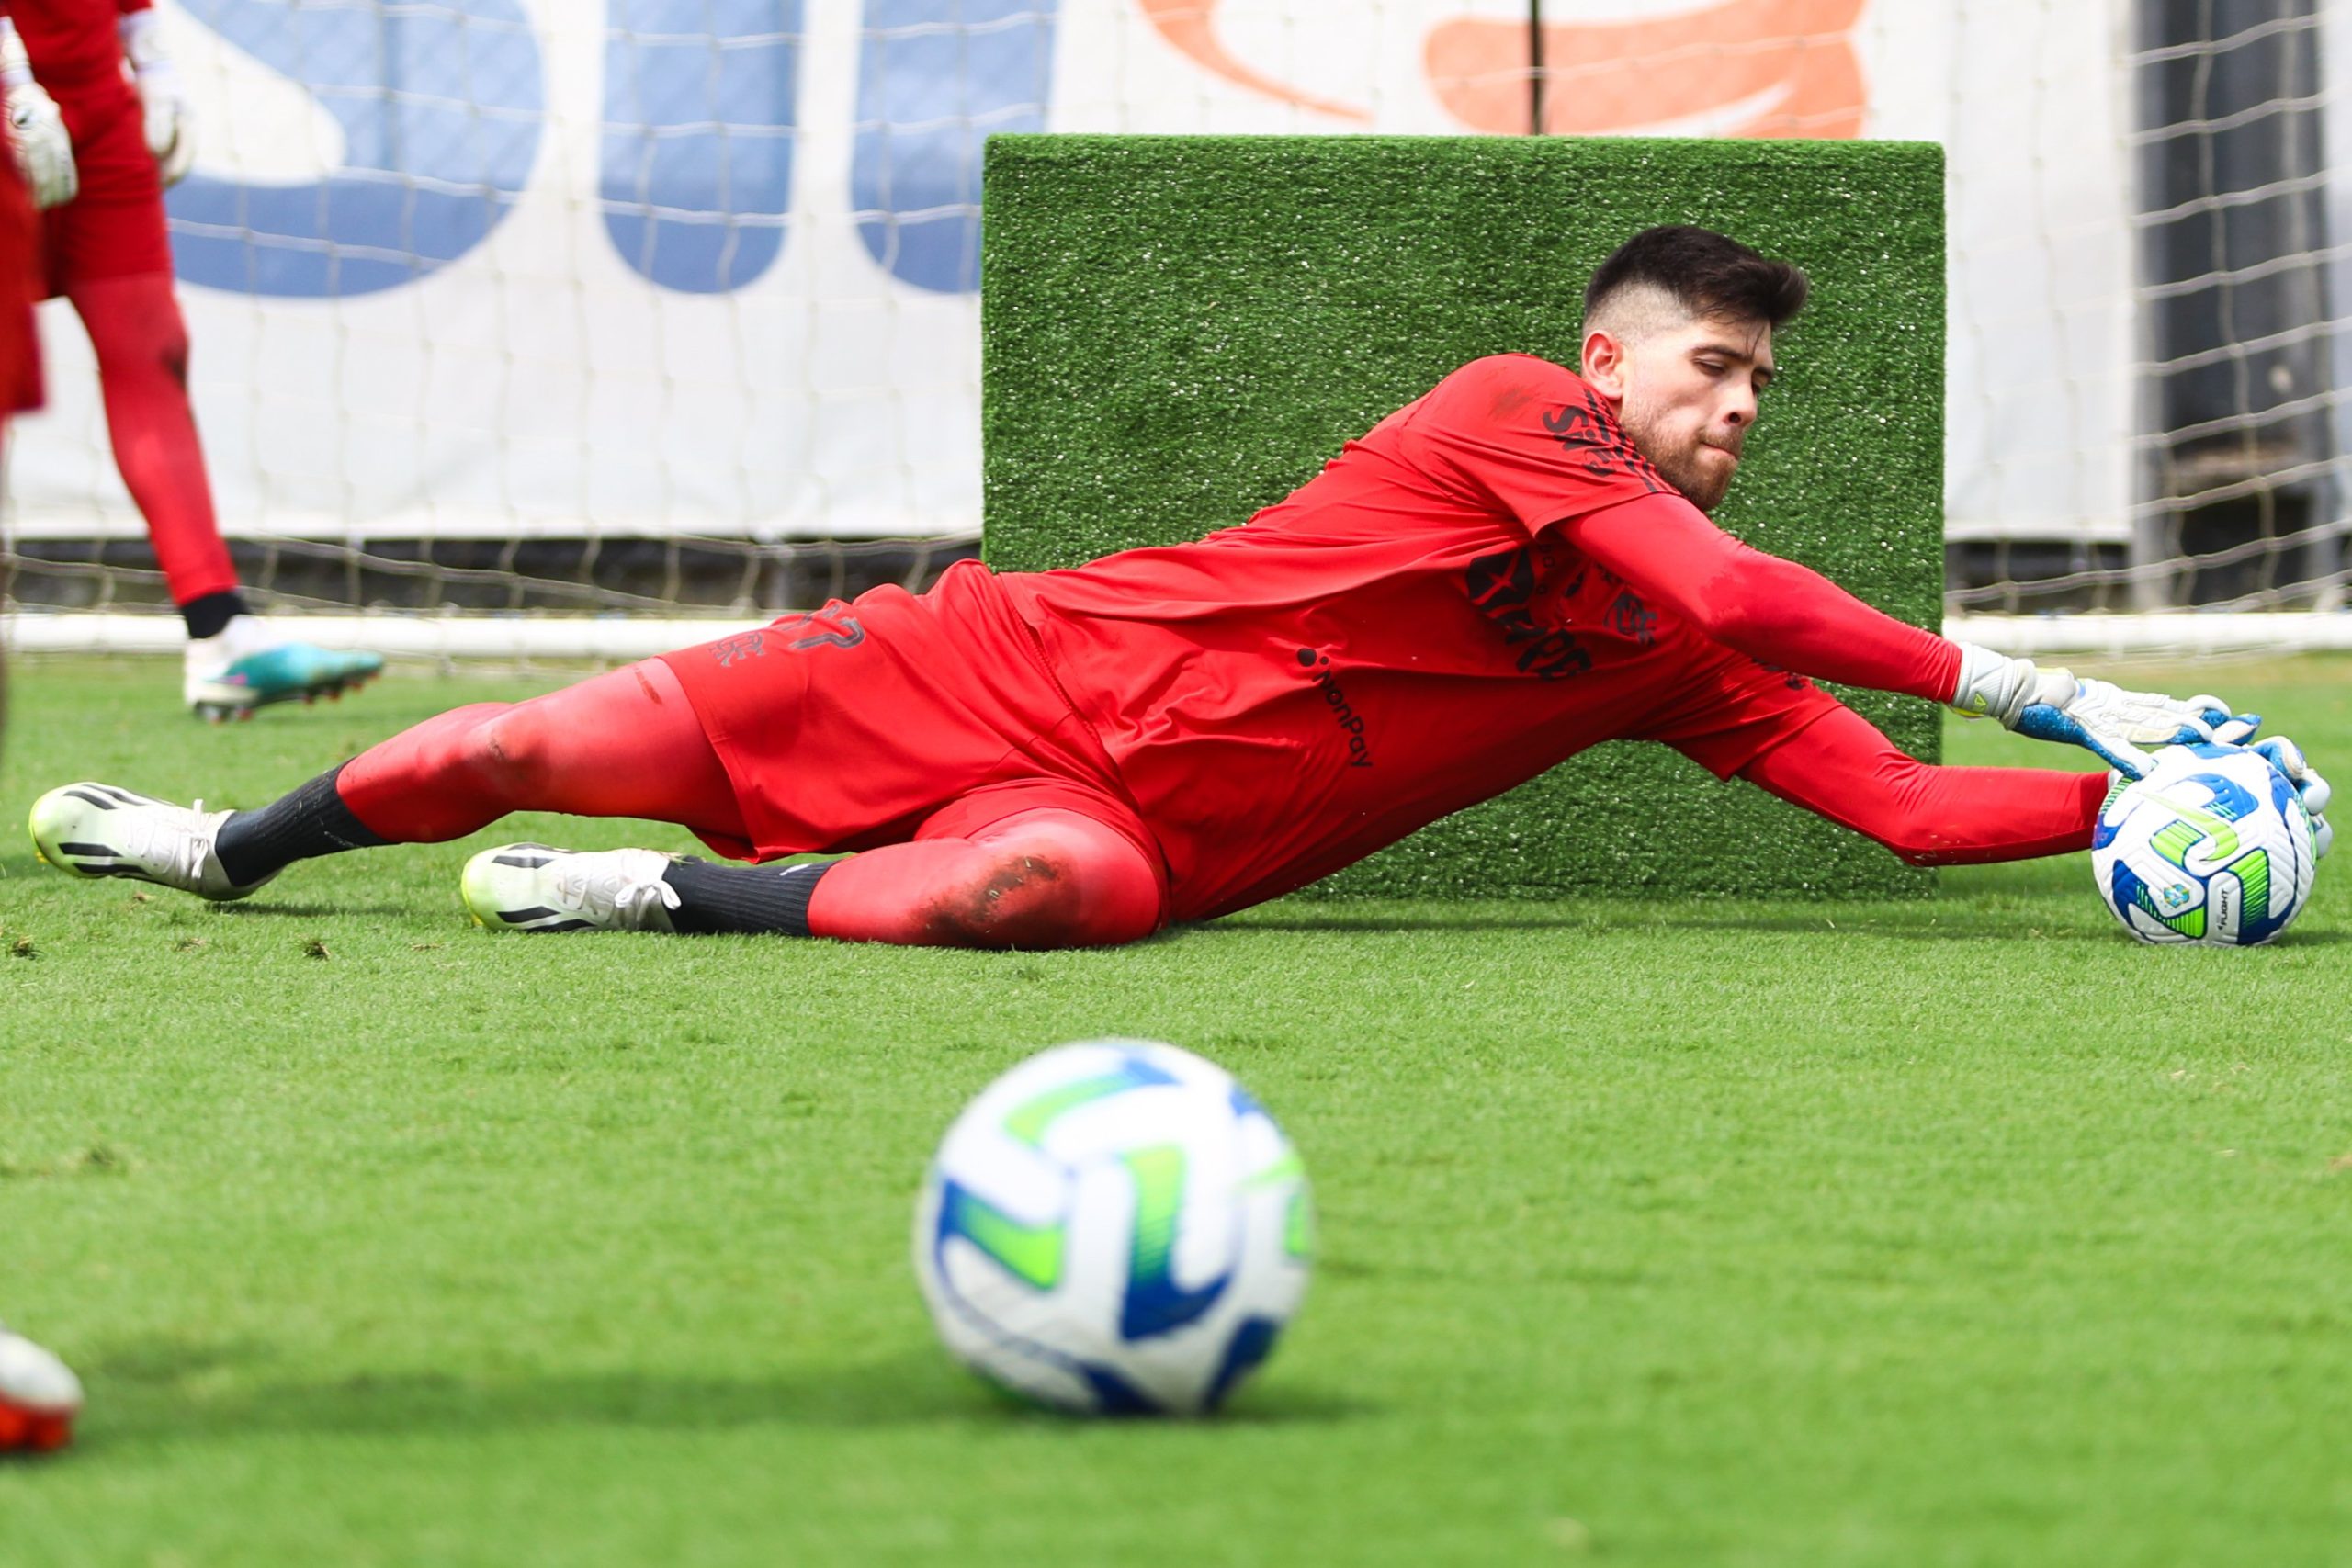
[[119, 8, 194, 187], [1, 22, 76, 210], [2251, 735, 2334, 861], [1949, 642, 2256, 780]]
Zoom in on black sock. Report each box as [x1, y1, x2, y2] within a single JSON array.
[[214, 763, 390, 885], [181, 590, 253, 642], [663, 859, 835, 936]]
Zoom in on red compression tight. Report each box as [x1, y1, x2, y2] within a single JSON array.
[[69, 273, 239, 607], [336, 661, 746, 843], [332, 660, 1163, 947], [1739, 703, 2108, 865], [806, 807, 1163, 949]]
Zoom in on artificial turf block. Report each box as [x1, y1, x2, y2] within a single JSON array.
[[981, 134, 1946, 899]]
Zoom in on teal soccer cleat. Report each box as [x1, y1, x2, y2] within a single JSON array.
[[185, 637, 385, 722]]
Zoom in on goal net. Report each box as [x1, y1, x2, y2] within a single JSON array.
[[5, 0, 2349, 661]]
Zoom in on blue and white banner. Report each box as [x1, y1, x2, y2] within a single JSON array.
[[13, 0, 2146, 548]]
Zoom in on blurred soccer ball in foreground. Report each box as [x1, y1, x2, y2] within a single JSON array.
[[2092, 744, 2318, 946], [0, 1328, 83, 1454], [914, 1040, 1312, 1416]]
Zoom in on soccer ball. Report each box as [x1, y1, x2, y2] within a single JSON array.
[[2091, 743, 2319, 946], [0, 1327, 82, 1454], [913, 1040, 1312, 1416]]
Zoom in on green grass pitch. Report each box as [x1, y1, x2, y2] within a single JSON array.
[[3, 657, 2349, 1565]]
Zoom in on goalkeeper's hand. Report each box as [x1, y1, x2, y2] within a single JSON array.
[[1949, 642, 2256, 780], [2251, 735, 2334, 861], [1, 17, 77, 211], [119, 9, 194, 186]]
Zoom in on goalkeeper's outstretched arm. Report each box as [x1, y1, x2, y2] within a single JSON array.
[[1563, 493, 2250, 776], [1732, 702, 2108, 867]]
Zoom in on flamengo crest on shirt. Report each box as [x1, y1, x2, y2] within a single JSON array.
[[1463, 547, 1594, 681], [707, 609, 865, 668]]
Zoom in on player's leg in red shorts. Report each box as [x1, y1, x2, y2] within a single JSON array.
[[209, 660, 746, 877], [645, 575, 1170, 947], [662, 806, 1164, 948], [208, 657, 1166, 948], [814, 810, 1162, 946]]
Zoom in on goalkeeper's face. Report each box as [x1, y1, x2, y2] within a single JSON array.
[[1595, 312, 1776, 513]]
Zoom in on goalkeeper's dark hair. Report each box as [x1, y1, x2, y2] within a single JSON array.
[[1582, 225, 1809, 331]]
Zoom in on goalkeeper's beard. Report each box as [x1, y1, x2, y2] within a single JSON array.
[[1619, 399, 1739, 513]]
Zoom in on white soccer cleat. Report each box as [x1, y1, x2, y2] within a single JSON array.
[[0, 1325, 84, 1454], [461, 844, 681, 933], [27, 782, 275, 901]]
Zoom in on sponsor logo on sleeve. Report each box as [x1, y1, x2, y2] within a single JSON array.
[[1540, 389, 1668, 492], [710, 630, 769, 668]]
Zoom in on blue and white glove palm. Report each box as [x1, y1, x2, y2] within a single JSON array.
[[1950, 643, 2256, 780], [2251, 735, 2333, 860]]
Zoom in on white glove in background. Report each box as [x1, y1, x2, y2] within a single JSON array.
[[2, 18, 77, 209], [119, 7, 193, 186]]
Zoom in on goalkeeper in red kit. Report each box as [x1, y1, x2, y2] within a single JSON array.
[[2, 0, 382, 719], [28, 226, 2335, 942]]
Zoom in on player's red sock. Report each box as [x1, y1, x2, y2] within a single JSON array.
[[222, 659, 1169, 947], [67, 273, 241, 613]]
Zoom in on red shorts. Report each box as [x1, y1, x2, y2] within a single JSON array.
[[660, 561, 1170, 901], [0, 152, 40, 412], [41, 85, 171, 298]]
